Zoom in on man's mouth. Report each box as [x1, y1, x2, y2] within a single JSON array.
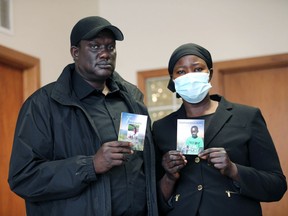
[[98, 63, 112, 69]]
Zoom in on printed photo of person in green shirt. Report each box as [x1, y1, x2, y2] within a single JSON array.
[[184, 125, 204, 154]]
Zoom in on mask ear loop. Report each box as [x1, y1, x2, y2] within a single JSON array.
[[208, 68, 213, 82], [167, 76, 176, 92], [167, 76, 182, 98]]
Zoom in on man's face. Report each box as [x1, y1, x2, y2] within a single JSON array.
[[72, 29, 117, 84]]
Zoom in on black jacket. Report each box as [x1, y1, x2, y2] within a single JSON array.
[[8, 64, 158, 216], [153, 95, 286, 216]]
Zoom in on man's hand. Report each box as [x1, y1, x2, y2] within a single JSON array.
[[93, 141, 133, 174]]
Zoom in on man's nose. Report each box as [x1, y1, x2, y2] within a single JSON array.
[[99, 47, 110, 58]]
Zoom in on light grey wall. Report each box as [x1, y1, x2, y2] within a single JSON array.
[[0, 0, 287, 86]]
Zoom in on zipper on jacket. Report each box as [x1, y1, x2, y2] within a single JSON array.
[[225, 190, 238, 197]]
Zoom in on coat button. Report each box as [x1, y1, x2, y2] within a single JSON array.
[[195, 157, 200, 163], [197, 185, 203, 191]]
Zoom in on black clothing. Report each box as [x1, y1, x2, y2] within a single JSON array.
[[8, 64, 158, 216]]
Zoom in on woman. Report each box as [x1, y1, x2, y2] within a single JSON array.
[[152, 43, 287, 216]]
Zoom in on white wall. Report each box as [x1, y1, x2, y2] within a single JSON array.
[[1, 0, 287, 86]]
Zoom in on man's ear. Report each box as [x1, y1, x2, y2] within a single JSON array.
[[70, 46, 79, 60]]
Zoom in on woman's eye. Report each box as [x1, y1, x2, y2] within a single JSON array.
[[177, 70, 186, 75], [194, 68, 203, 72]]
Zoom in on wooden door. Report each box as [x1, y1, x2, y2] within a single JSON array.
[[212, 53, 288, 216], [0, 45, 40, 216]]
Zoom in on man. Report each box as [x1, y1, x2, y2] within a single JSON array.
[[8, 16, 158, 216]]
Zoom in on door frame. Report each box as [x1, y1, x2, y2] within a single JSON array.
[[211, 53, 288, 95], [0, 44, 40, 100]]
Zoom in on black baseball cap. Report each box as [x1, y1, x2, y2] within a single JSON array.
[[70, 16, 124, 46]]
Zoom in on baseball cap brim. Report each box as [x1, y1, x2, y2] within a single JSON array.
[[81, 25, 124, 41]]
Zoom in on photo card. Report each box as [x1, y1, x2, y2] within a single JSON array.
[[177, 119, 205, 155], [118, 112, 148, 151]]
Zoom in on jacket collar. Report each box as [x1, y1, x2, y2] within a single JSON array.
[[51, 63, 141, 115], [51, 63, 78, 106], [51, 63, 122, 105]]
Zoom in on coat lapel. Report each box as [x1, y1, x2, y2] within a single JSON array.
[[204, 97, 233, 147]]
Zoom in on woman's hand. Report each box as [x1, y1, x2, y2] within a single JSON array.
[[160, 150, 187, 201], [198, 147, 239, 181], [162, 150, 187, 181]]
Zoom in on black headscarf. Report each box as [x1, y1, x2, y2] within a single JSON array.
[[167, 43, 213, 92]]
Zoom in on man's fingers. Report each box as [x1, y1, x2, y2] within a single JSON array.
[[106, 141, 133, 147], [103, 141, 134, 154]]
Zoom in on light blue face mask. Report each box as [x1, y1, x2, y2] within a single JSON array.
[[174, 72, 212, 104]]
